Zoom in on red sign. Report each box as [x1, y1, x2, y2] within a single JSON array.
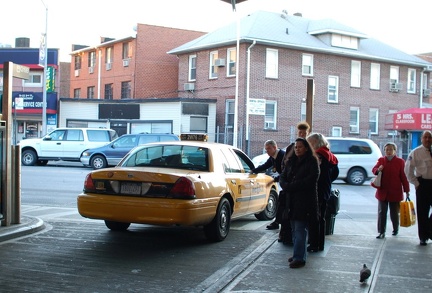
[[385, 108, 432, 130]]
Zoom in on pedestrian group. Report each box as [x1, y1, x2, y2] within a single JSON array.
[[252, 124, 432, 269]]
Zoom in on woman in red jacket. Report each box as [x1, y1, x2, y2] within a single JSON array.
[[372, 142, 410, 239]]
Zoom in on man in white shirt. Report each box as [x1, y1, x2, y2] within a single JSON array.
[[405, 130, 432, 246]]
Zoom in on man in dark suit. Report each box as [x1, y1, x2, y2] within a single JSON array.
[[251, 140, 285, 230]]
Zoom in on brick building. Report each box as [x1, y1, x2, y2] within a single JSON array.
[[169, 11, 432, 157]]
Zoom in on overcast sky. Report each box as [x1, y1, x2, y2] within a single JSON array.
[[1, 0, 430, 62]]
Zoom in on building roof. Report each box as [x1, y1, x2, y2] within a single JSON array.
[[168, 10, 431, 68]]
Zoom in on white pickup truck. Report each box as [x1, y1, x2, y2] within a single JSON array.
[[19, 128, 118, 166]]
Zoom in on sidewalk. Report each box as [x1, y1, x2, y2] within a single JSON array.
[[214, 217, 432, 293]]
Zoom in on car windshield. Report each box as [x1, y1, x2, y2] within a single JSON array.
[[121, 145, 209, 171]]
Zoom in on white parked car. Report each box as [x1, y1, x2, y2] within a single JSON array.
[[327, 137, 382, 185], [19, 128, 118, 166]]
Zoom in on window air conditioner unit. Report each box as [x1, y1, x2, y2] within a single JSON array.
[[389, 80, 402, 92], [426, 65, 432, 71], [88, 67, 94, 74], [74, 69, 80, 77], [423, 88, 431, 97], [123, 59, 129, 67], [106, 63, 112, 70], [184, 83, 195, 91], [215, 58, 226, 67]]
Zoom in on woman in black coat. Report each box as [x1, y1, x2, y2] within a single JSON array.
[[279, 137, 320, 269]]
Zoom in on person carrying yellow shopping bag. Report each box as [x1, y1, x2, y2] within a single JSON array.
[[372, 142, 410, 239]]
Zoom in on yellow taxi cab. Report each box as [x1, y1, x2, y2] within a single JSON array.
[[77, 134, 278, 242]]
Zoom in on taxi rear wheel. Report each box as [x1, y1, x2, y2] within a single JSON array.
[[255, 189, 278, 221], [104, 220, 130, 231], [204, 197, 231, 242]]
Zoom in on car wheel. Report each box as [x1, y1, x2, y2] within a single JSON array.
[[22, 150, 37, 166], [36, 160, 48, 166], [204, 197, 231, 242], [91, 155, 107, 169], [104, 220, 130, 231], [255, 189, 278, 220], [347, 167, 366, 185]]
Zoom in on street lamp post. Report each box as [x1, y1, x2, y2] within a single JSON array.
[[40, 0, 48, 136], [221, 0, 247, 148]]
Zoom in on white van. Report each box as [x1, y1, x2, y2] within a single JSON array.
[[19, 128, 118, 166], [327, 137, 382, 185]]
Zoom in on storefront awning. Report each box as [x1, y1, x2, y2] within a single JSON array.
[[385, 108, 432, 130]]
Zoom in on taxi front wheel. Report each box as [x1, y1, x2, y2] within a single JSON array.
[[204, 197, 232, 242], [255, 189, 278, 221]]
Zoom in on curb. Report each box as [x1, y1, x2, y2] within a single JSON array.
[[0, 216, 45, 242]]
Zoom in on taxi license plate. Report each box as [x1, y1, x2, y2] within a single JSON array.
[[121, 182, 141, 195]]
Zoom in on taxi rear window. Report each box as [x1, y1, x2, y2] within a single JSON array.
[[122, 145, 209, 171]]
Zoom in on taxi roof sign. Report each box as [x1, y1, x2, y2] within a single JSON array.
[[180, 133, 208, 142]]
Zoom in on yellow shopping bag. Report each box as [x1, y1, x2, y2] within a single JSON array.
[[400, 197, 416, 227]]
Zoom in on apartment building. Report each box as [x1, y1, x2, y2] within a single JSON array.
[[169, 11, 432, 156]]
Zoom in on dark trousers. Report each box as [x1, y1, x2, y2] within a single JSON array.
[[308, 198, 326, 250], [377, 200, 400, 234], [277, 190, 292, 243], [416, 178, 432, 241]]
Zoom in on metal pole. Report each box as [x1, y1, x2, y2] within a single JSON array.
[[41, 0, 48, 136], [233, 11, 240, 148]]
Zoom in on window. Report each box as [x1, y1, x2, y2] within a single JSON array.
[[349, 107, 360, 133], [74, 88, 81, 98], [301, 100, 306, 122], [370, 63, 380, 90], [369, 108, 378, 135], [122, 42, 131, 59], [265, 49, 278, 78], [390, 66, 399, 82], [331, 127, 342, 137], [407, 68, 416, 93], [121, 81, 131, 99], [74, 55, 81, 70], [351, 60, 361, 87], [23, 73, 42, 86], [328, 76, 339, 103], [104, 84, 113, 100], [87, 86, 95, 99], [188, 55, 196, 81], [265, 101, 277, 129], [227, 48, 236, 76], [225, 99, 234, 128], [105, 47, 113, 64], [302, 54, 313, 76], [190, 117, 207, 133], [88, 51, 96, 68], [65, 129, 84, 141], [209, 51, 218, 79], [331, 34, 358, 50]]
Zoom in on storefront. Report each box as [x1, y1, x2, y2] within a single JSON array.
[[385, 108, 432, 152], [12, 91, 58, 143]]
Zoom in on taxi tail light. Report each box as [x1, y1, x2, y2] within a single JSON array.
[[83, 173, 95, 191], [169, 177, 196, 199]]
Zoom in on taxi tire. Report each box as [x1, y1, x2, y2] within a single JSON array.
[[204, 197, 231, 242], [255, 189, 278, 221], [104, 220, 131, 231]]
